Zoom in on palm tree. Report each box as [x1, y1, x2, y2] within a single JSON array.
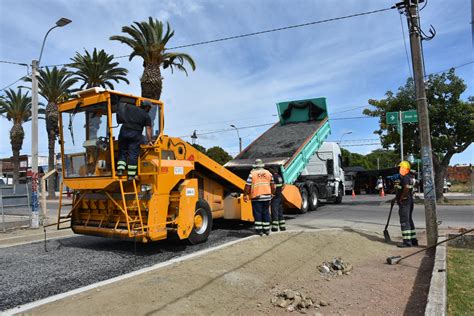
[[0, 89, 35, 184], [69, 48, 130, 89], [25, 67, 77, 198], [110, 17, 196, 100]]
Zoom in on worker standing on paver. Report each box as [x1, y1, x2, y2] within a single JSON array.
[[395, 161, 418, 247], [269, 167, 286, 232], [116, 100, 154, 180], [244, 159, 275, 236]]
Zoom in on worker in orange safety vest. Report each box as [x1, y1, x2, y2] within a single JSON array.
[[244, 159, 275, 236]]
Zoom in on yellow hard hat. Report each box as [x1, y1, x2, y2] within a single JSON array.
[[399, 161, 411, 170]]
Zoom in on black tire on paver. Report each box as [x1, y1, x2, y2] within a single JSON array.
[[309, 186, 319, 211], [188, 200, 213, 245], [298, 186, 309, 214]]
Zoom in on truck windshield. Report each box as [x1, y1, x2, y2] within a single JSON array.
[[61, 102, 112, 178]]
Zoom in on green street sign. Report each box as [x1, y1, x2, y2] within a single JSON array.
[[386, 110, 418, 124], [402, 110, 418, 123], [386, 112, 398, 124]]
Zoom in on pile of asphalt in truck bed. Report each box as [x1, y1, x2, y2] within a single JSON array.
[[237, 120, 324, 160]]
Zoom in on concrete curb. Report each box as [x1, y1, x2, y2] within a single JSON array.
[[424, 236, 447, 316]]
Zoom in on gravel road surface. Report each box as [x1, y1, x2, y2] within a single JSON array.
[[0, 220, 253, 311]]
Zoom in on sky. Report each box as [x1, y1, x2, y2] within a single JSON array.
[[0, 0, 472, 165]]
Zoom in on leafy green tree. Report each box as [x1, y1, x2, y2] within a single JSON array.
[[110, 17, 196, 100], [0, 89, 43, 184], [69, 48, 129, 89], [192, 143, 206, 154], [364, 69, 473, 199], [25, 67, 77, 197], [206, 146, 233, 165], [366, 149, 399, 170]]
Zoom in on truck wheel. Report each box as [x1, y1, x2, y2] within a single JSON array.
[[334, 183, 343, 204], [188, 200, 213, 245], [298, 187, 309, 214], [309, 187, 319, 211]]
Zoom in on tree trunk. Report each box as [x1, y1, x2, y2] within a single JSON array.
[[10, 123, 24, 185], [46, 101, 59, 199], [47, 128, 56, 199], [432, 152, 453, 201], [141, 63, 163, 100]]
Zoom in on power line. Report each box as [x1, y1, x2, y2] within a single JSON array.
[[426, 60, 474, 77], [0, 75, 27, 92], [167, 7, 394, 50], [177, 116, 376, 138], [399, 12, 413, 78], [42, 6, 395, 68], [0, 60, 29, 67]]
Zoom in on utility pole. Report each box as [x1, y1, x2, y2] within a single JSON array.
[[401, 0, 438, 246], [30, 59, 40, 228]]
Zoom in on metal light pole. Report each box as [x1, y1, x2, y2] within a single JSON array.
[[338, 131, 352, 145], [31, 17, 71, 229], [230, 124, 242, 153]]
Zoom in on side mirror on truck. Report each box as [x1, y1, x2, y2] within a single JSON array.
[[327, 159, 334, 175]]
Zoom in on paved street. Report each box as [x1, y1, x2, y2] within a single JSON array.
[[285, 194, 474, 238]]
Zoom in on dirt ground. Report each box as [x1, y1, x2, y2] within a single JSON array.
[[25, 229, 434, 315]]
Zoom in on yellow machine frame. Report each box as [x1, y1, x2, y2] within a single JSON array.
[[57, 88, 252, 243]]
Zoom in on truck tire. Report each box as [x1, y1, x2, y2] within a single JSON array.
[[309, 186, 319, 211], [298, 187, 309, 214], [188, 200, 213, 245], [334, 183, 343, 204]]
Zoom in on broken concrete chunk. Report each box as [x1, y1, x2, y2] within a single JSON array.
[[319, 300, 329, 306]]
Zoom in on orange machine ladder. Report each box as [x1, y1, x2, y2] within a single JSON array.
[[118, 179, 145, 237]]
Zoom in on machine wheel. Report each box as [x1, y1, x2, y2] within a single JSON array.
[[298, 187, 309, 214], [334, 183, 343, 204], [309, 186, 319, 211], [188, 200, 213, 245]]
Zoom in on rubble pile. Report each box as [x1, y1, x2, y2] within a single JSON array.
[[317, 257, 353, 277], [270, 289, 329, 313]]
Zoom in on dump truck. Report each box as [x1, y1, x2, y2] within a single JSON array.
[[225, 98, 345, 213]]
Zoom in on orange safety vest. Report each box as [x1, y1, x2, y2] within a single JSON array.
[[250, 169, 272, 199]]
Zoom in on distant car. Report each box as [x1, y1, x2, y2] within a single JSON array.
[[443, 179, 452, 193]]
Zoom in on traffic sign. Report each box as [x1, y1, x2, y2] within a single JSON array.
[[402, 110, 418, 123], [386, 112, 398, 125]]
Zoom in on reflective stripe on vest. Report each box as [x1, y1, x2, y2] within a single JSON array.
[[250, 169, 272, 199]]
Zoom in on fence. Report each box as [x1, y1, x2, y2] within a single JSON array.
[[0, 183, 31, 232]]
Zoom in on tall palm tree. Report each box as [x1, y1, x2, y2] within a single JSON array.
[[69, 48, 130, 89], [110, 17, 196, 100], [0, 89, 36, 184], [25, 67, 77, 198]]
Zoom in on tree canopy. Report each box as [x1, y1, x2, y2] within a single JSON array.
[[192, 144, 233, 165], [363, 69, 473, 198]]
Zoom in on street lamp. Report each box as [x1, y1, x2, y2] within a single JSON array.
[[338, 131, 352, 145], [31, 17, 71, 228], [230, 124, 242, 153]]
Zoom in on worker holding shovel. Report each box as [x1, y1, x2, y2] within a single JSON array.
[[395, 161, 418, 247]]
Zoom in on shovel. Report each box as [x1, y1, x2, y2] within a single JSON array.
[[386, 228, 474, 264], [383, 199, 395, 243]]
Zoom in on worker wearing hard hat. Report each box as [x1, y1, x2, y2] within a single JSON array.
[[395, 161, 418, 247], [244, 159, 275, 236]]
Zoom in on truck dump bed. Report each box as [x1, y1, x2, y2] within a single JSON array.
[[225, 98, 331, 184]]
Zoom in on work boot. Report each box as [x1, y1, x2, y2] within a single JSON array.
[[397, 242, 412, 248], [271, 227, 278, 232], [128, 175, 138, 181], [116, 169, 124, 176], [264, 230, 270, 236], [280, 227, 286, 231], [411, 239, 419, 246]]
